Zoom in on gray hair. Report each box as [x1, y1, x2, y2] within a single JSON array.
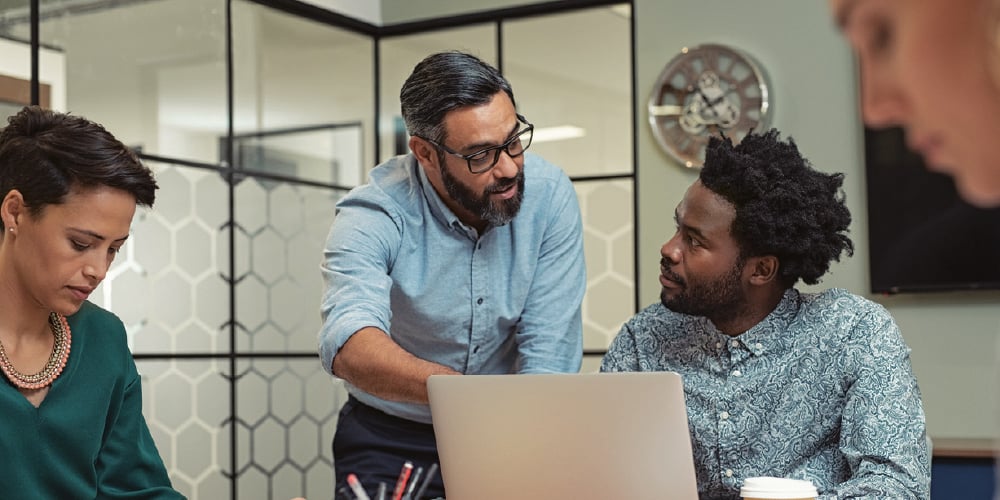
[[400, 51, 515, 143]]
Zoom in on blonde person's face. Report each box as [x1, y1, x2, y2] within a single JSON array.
[[9, 185, 136, 316], [832, 0, 1000, 207]]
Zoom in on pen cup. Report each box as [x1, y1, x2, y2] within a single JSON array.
[[740, 477, 818, 500]]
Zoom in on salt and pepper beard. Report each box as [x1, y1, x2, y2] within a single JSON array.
[[439, 152, 525, 227]]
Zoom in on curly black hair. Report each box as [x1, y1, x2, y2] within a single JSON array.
[[699, 129, 853, 286]]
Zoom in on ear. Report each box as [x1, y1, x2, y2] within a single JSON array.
[[746, 255, 779, 286], [409, 136, 440, 170], [1, 190, 25, 230]]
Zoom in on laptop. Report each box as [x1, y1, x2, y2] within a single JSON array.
[[427, 371, 699, 500]]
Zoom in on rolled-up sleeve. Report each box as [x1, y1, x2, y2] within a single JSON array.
[[318, 192, 400, 375]]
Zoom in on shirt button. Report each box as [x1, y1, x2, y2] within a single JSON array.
[[725, 469, 733, 477], [720, 411, 729, 420], [755, 342, 763, 350], [715, 342, 722, 349], [730, 340, 739, 348], [732, 370, 741, 377], [477, 297, 484, 305]]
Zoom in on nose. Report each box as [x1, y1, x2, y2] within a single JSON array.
[[858, 57, 907, 127], [83, 253, 110, 282], [661, 232, 682, 264], [491, 148, 521, 179]]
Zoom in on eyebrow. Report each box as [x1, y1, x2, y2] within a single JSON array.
[[673, 209, 707, 241], [459, 119, 522, 153], [70, 227, 130, 243]]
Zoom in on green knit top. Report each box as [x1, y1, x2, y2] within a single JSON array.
[[0, 301, 184, 499]]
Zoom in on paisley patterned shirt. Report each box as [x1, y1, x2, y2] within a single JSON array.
[[601, 288, 930, 499]]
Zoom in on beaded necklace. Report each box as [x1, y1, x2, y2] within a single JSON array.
[[0, 313, 72, 390]]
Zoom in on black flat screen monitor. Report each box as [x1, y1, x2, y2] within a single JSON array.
[[865, 127, 1000, 293]]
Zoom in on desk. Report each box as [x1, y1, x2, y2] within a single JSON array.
[[930, 439, 995, 499], [932, 438, 995, 459]]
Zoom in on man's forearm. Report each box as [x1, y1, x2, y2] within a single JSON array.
[[332, 326, 461, 404]]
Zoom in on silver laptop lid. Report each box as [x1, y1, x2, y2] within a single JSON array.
[[427, 371, 698, 500]]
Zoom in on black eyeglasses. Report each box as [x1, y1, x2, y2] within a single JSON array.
[[420, 114, 534, 174]]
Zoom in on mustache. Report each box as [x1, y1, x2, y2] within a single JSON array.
[[660, 258, 685, 286], [487, 171, 523, 194]]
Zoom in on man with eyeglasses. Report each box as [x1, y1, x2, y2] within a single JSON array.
[[318, 51, 585, 498]]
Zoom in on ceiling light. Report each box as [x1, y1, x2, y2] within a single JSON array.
[[532, 125, 586, 143]]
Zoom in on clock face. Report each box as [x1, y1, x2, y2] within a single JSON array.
[[648, 44, 771, 168]]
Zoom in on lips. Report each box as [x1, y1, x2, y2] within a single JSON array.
[[660, 267, 684, 289], [908, 133, 947, 170], [68, 286, 94, 301], [489, 182, 518, 200]]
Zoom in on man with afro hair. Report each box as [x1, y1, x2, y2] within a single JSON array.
[[602, 129, 929, 499]]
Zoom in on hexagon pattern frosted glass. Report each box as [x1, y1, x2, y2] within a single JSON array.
[[234, 359, 345, 500], [137, 356, 349, 500], [234, 178, 339, 353], [93, 162, 230, 355], [575, 180, 636, 352], [138, 359, 231, 500]]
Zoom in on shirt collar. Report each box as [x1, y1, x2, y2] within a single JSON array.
[[740, 288, 802, 353], [698, 288, 802, 355], [414, 156, 479, 236]]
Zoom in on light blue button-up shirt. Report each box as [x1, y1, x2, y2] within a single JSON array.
[[319, 152, 585, 423], [601, 288, 930, 499]]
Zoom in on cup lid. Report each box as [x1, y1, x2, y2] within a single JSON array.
[[740, 476, 818, 498]]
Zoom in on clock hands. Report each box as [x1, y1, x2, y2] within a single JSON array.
[[682, 71, 740, 132]]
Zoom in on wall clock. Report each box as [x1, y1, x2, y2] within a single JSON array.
[[648, 43, 771, 168]]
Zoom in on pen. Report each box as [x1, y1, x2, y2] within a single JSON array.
[[400, 466, 423, 500], [412, 462, 438, 500], [391, 461, 413, 500], [337, 486, 353, 500], [347, 473, 371, 500], [375, 482, 387, 500]]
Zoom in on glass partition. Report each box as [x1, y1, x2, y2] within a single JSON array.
[[503, 4, 635, 363], [34, 0, 227, 165], [575, 179, 635, 355], [231, 1, 374, 179], [3, 1, 634, 497], [503, 5, 632, 177], [97, 160, 232, 355], [0, 0, 64, 116], [139, 358, 230, 499], [378, 25, 496, 163], [232, 177, 342, 354]]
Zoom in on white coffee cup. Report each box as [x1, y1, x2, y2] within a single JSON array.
[[740, 476, 818, 500]]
